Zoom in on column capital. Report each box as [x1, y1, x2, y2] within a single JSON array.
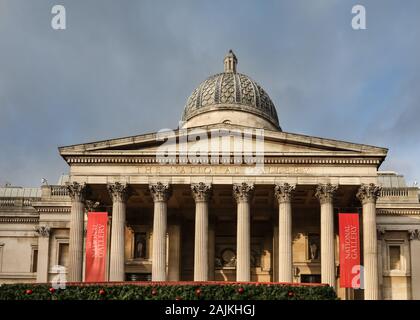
[[356, 183, 382, 205], [107, 182, 131, 203], [274, 183, 296, 203], [34, 225, 51, 237], [315, 183, 338, 204], [149, 182, 172, 202], [233, 182, 254, 203], [66, 182, 87, 202], [191, 182, 212, 202], [408, 229, 420, 241]]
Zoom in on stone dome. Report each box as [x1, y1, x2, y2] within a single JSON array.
[[181, 50, 281, 131]]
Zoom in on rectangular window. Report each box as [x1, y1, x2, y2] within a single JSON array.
[[32, 249, 38, 273], [389, 245, 401, 270], [300, 274, 321, 284], [0, 243, 4, 272], [58, 243, 69, 267]]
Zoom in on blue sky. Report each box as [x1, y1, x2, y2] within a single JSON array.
[[0, 0, 419, 186]]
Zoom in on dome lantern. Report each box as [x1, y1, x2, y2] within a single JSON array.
[[224, 50, 237, 73]]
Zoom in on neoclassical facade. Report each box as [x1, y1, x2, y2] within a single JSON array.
[[1, 51, 419, 300]]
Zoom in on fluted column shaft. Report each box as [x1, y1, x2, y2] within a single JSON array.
[[275, 183, 295, 282], [67, 182, 86, 282], [233, 183, 254, 282], [153, 201, 167, 281], [150, 183, 171, 281], [409, 229, 420, 299], [191, 183, 212, 281], [194, 202, 208, 280], [357, 184, 381, 300], [320, 201, 335, 286], [362, 201, 377, 298], [168, 225, 181, 281], [316, 184, 338, 288], [108, 183, 130, 281], [237, 201, 250, 281]]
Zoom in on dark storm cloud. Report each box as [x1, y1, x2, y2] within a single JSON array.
[[0, 0, 419, 186]]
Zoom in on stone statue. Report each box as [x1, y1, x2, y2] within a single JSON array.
[[310, 242, 318, 260], [134, 233, 146, 258]]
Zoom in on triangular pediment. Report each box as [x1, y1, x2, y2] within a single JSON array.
[[59, 123, 387, 160]]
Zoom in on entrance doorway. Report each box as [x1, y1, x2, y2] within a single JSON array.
[[300, 274, 321, 283]]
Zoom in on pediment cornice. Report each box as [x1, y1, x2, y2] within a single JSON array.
[[59, 123, 387, 165], [62, 155, 383, 166]]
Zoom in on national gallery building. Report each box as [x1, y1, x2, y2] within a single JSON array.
[[0, 52, 419, 300]]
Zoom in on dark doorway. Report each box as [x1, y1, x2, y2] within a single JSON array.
[[300, 274, 321, 283], [125, 273, 152, 281]]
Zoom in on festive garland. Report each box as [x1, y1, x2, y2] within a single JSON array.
[[0, 282, 336, 300]]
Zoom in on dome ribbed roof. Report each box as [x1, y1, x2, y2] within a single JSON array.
[[181, 50, 280, 129]]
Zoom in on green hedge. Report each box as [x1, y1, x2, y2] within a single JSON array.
[[0, 283, 337, 300]]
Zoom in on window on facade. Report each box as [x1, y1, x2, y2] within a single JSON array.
[[32, 249, 38, 273], [389, 245, 401, 270], [0, 244, 4, 272], [58, 243, 69, 267], [301, 274, 321, 284]]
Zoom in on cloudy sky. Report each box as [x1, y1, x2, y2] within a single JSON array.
[[0, 0, 419, 187]]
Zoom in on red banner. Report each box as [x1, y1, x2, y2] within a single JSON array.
[[85, 212, 108, 282], [339, 213, 360, 288]]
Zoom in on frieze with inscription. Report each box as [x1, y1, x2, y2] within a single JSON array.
[[137, 165, 311, 176]]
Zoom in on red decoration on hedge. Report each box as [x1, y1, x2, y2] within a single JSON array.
[[151, 288, 158, 296], [0, 281, 335, 300], [49, 288, 56, 294]]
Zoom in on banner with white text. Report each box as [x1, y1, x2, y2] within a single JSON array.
[[339, 213, 360, 288], [85, 212, 108, 282]]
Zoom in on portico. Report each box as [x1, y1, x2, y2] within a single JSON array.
[[62, 124, 385, 300]]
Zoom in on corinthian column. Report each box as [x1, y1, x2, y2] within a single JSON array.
[[107, 182, 130, 281], [233, 182, 254, 282], [35, 225, 51, 283], [315, 183, 338, 288], [408, 230, 420, 300], [357, 183, 381, 300], [274, 183, 295, 282], [67, 182, 87, 282], [191, 183, 212, 281], [149, 182, 172, 281]]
